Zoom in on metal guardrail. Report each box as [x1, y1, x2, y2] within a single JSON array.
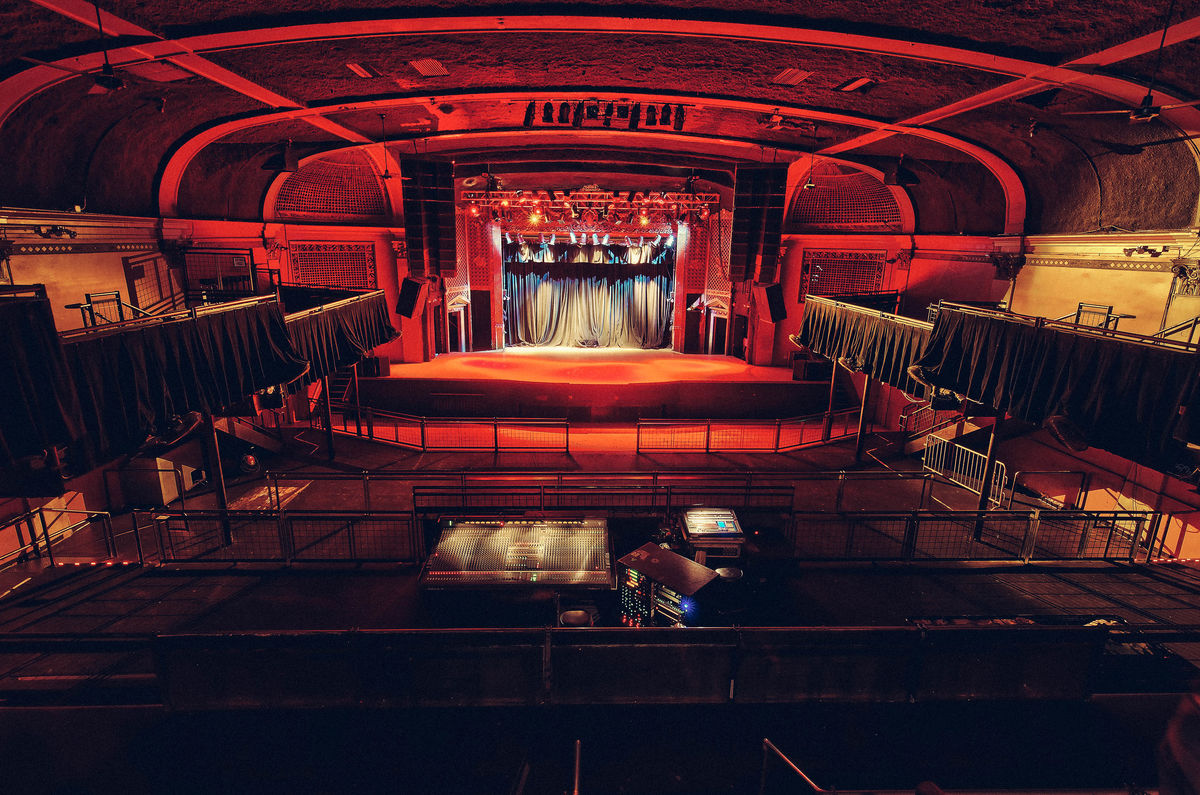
[[0, 506, 120, 568], [636, 408, 860, 453], [141, 509, 423, 564], [923, 433, 1007, 506], [263, 469, 939, 515], [787, 510, 1159, 562], [316, 400, 573, 453], [898, 402, 962, 437]]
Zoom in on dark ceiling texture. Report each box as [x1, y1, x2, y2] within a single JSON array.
[[0, 0, 1196, 235]]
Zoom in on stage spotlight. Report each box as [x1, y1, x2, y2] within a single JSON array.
[[468, 204, 480, 216], [639, 236, 644, 247], [602, 233, 609, 245], [558, 102, 570, 123], [666, 234, 674, 247], [660, 104, 672, 125], [653, 234, 661, 245], [543, 102, 554, 123], [517, 234, 526, 244], [523, 101, 536, 128], [639, 215, 650, 226], [505, 232, 513, 244], [592, 233, 599, 245], [539, 233, 546, 244], [570, 232, 578, 244], [550, 234, 556, 245], [673, 105, 685, 130], [625, 236, 633, 246], [529, 212, 541, 224]]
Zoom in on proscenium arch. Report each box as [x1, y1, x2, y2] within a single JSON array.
[[156, 90, 1027, 233], [257, 141, 917, 234]]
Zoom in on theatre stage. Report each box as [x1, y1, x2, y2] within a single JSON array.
[[357, 348, 838, 420]]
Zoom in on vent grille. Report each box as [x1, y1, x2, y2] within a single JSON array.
[[771, 68, 812, 85], [274, 151, 386, 219], [802, 251, 885, 299], [790, 166, 902, 231], [409, 58, 449, 77], [290, 242, 377, 289]]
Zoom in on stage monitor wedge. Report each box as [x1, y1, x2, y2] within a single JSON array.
[[731, 165, 787, 283]]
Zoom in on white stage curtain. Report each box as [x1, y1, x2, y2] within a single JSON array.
[[504, 271, 673, 348]]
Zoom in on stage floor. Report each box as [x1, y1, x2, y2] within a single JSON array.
[[360, 348, 840, 420], [381, 348, 795, 385]]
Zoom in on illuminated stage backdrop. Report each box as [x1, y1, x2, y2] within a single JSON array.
[[502, 240, 675, 348]]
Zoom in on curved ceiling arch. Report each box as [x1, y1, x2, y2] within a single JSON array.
[[157, 89, 1027, 232]]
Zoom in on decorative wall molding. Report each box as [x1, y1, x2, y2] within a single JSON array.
[[12, 241, 158, 256], [913, 251, 992, 264], [1023, 255, 1177, 272]]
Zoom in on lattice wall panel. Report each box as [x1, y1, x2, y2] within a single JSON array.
[[790, 167, 902, 231], [274, 151, 387, 219], [706, 211, 732, 297], [290, 242, 377, 289], [467, 217, 493, 287], [683, 223, 708, 293], [802, 250, 885, 299]]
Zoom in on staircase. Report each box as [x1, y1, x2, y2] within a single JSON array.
[[327, 367, 356, 409]]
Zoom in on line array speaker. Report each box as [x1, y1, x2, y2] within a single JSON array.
[[400, 159, 457, 279], [730, 165, 787, 283], [396, 277, 427, 317]]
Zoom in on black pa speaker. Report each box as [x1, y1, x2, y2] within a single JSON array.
[[396, 278, 427, 318], [755, 283, 787, 322]]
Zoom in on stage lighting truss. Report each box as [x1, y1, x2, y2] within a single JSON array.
[[462, 189, 719, 234]]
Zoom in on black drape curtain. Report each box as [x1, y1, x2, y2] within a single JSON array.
[[798, 296, 933, 394], [0, 297, 82, 467], [64, 302, 307, 467], [277, 284, 363, 314], [914, 307, 1200, 464], [503, 242, 674, 348], [285, 291, 397, 385]]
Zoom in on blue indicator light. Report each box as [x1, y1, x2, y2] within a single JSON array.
[[717, 521, 727, 528]]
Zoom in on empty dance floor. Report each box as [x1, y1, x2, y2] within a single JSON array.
[[358, 348, 836, 420]]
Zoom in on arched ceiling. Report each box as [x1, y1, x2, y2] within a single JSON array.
[[1, 0, 1197, 235]]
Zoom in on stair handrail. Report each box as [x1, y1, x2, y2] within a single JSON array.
[[1155, 315, 1200, 343], [758, 738, 832, 794]]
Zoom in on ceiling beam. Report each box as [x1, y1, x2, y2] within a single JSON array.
[[154, 89, 1026, 232], [823, 13, 1200, 156], [24, 0, 370, 143]]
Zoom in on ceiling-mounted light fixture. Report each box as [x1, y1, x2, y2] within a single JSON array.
[[803, 149, 816, 190]]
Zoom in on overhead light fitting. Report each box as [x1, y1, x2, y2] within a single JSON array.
[[346, 62, 381, 78], [834, 77, 877, 93]]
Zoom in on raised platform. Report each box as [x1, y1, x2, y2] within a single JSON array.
[[359, 348, 838, 420]]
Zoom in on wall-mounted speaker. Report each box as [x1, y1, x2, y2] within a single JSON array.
[[754, 283, 787, 322], [396, 277, 427, 317]]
